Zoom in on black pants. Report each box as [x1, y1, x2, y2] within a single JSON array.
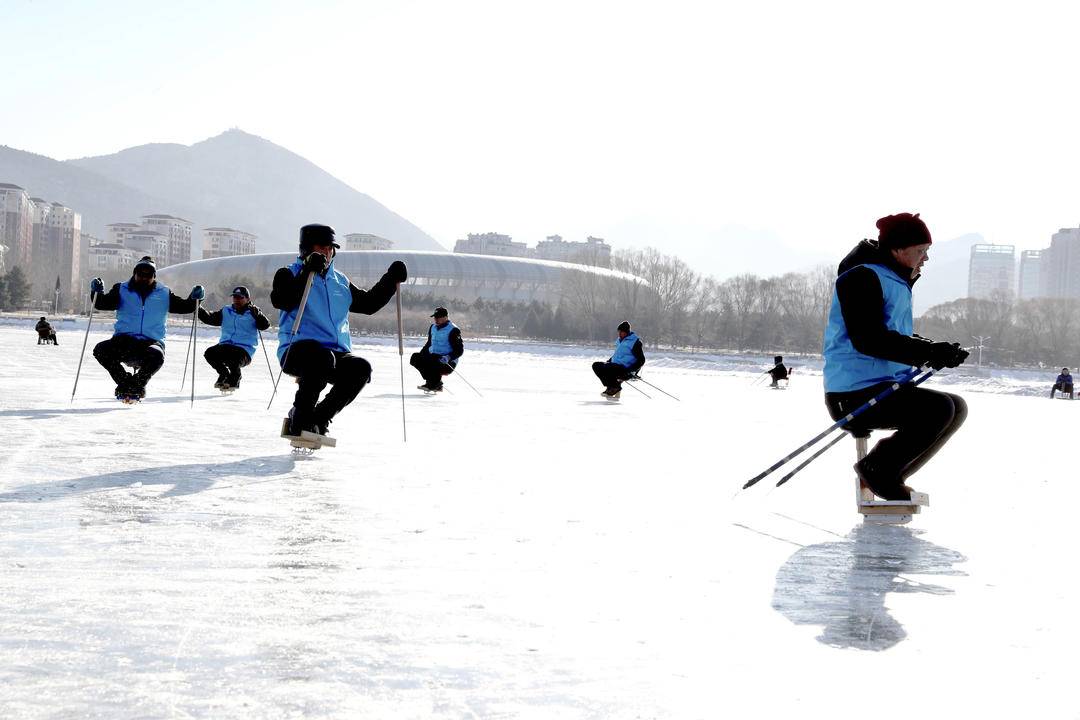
[[93, 335, 165, 389], [410, 351, 454, 388], [281, 340, 372, 428], [1052, 382, 1073, 398], [204, 343, 251, 385], [37, 330, 57, 345], [592, 361, 632, 389], [825, 384, 968, 483]]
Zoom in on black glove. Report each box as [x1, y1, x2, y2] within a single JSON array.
[[926, 342, 968, 370], [303, 252, 329, 275], [247, 304, 261, 317], [387, 260, 408, 284]]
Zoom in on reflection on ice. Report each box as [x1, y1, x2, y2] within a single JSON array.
[[772, 524, 966, 651]]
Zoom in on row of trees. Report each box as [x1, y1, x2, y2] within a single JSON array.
[[159, 254, 841, 353], [45, 250, 1078, 365], [0, 267, 31, 312], [916, 294, 1080, 367]]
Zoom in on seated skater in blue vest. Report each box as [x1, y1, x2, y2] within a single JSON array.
[[410, 306, 464, 392], [823, 213, 969, 501], [592, 320, 645, 399], [90, 256, 205, 400], [198, 285, 271, 390], [271, 224, 408, 438]]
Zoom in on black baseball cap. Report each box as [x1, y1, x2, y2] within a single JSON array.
[[231, 286, 250, 298], [430, 307, 449, 318]]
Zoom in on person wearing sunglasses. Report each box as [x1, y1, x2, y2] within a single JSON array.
[[89, 256, 205, 401]]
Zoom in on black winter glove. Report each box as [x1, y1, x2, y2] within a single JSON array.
[[387, 260, 408, 284], [926, 342, 968, 370], [303, 252, 329, 275], [247, 304, 261, 317]]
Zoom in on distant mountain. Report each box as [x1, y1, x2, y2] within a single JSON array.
[[0, 129, 443, 259], [0, 145, 184, 241], [913, 232, 984, 315]]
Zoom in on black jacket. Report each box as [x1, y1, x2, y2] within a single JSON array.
[[834, 240, 933, 367], [419, 323, 465, 360], [270, 263, 398, 316], [198, 305, 271, 331], [93, 280, 199, 314]]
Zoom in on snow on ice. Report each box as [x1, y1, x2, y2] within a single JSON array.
[[0, 319, 1075, 718]]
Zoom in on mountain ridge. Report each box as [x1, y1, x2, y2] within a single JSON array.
[[0, 128, 443, 259]]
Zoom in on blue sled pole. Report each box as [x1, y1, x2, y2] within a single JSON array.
[[741, 367, 936, 490]]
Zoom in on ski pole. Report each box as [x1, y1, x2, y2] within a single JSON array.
[[453, 368, 483, 398], [632, 374, 680, 401], [395, 283, 407, 442], [258, 327, 274, 381], [623, 379, 651, 398], [267, 270, 315, 410], [774, 431, 847, 487], [742, 367, 934, 490], [70, 291, 97, 402], [180, 304, 197, 392], [190, 300, 199, 407]]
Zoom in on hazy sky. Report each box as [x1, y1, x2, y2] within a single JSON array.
[[4, 0, 1080, 278]]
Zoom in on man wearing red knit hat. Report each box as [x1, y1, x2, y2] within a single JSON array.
[[821, 213, 969, 501]]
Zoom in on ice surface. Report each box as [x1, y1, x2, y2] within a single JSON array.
[[0, 321, 1076, 718]]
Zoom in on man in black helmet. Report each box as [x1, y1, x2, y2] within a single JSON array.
[[270, 224, 408, 440]]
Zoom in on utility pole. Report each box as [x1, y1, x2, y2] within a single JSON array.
[[972, 335, 991, 367]]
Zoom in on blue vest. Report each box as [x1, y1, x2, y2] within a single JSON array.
[[113, 281, 171, 345], [611, 332, 640, 368], [823, 263, 915, 392], [429, 321, 458, 358], [218, 305, 260, 358], [277, 260, 353, 362]]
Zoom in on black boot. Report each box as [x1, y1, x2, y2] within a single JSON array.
[[854, 457, 913, 501]]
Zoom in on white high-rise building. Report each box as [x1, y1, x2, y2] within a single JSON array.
[[0, 183, 33, 269], [203, 227, 257, 259], [454, 232, 530, 258], [87, 243, 138, 274], [106, 223, 141, 247], [535, 235, 612, 267], [1046, 228, 1080, 299], [344, 233, 393, 251], [124, 229, 169, 262], [45, 202, 82, 306], [967, 244, 1015, 300], [141, 214, 193, 267], [1018, 250, 1045, 300]]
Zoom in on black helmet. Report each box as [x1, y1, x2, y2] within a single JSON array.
[[299, 224, 340, 256], [774, 355, 783, 364], [133, 256, 157, 275]]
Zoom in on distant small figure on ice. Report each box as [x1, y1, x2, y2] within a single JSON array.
[[768, 355, 790, 388], [410, 306, 464, 393], [198, 285, 271, 392], [90, 256, 204, 402], [1051, 368, 1073, 399], [592, 321, 645, 400], [35, 316, 57, 345]]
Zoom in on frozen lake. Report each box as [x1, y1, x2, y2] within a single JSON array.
[[0, 321, 1074, 718]]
